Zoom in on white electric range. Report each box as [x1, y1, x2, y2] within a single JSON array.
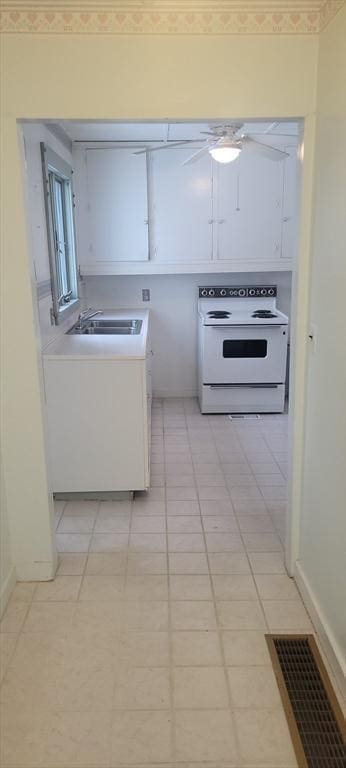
[[197, 285, 289, 413]]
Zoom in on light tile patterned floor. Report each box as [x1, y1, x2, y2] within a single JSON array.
[[0, 397, 314, 767]]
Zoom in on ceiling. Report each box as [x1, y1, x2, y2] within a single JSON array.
[[56, 120, 299, 144]]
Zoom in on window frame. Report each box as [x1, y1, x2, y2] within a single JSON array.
[[41, 142, 80, 324]]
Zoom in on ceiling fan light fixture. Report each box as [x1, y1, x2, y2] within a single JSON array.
[[209, 145, 241, 164]]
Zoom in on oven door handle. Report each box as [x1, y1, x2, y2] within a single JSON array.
[[208, 324, 284, 329], [208, 384, 279, 389]]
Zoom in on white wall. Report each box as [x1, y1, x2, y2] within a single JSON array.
[[0, 453, 15, 616], [296, 4, 346, 687], [85, 271, 292, 397]]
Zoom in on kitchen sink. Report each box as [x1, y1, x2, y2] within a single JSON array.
[[67, 319, 143, 335]]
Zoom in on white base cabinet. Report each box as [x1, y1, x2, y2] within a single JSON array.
[[44, 358, 151, 493]]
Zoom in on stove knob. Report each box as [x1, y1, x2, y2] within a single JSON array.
[[261, 289, 267, 296], [268, 288, 275, 296], [208, 289, 215, 296], [220, 289, 227, 297], [249, 289, 256, 296], [238, 289, 246, 297], [201, 289, 208, 297]]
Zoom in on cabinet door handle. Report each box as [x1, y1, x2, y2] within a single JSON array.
[[282, 216, 291, 222]]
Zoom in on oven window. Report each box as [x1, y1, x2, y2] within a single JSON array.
[[223, 340, 267, 358]]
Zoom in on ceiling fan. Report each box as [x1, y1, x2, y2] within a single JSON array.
[[134, 124, 289, 165]]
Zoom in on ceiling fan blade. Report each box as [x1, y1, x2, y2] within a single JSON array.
[[133, 140, 202, 156], [241, 138, 289, 161], [181, 146, 211, 166]]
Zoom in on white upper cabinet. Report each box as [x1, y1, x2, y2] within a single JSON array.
[[151, 148, 213, 262], [216, 152, 283, 262], [76, 142, 297, 274], [85, 148, 149, 261], [281, 147, 298, 260]]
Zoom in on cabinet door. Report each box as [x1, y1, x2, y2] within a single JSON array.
[[152, 147, 213, 262], [281, 147, 298, 260], [217, 152, 283, 262], [86, 148, 149, 261]]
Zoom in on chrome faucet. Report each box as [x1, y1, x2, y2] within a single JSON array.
[[77, 308, 103, 326]]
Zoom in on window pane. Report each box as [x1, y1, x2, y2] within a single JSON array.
[[223, 340, 267, 358], [52, 177, 69, 299]]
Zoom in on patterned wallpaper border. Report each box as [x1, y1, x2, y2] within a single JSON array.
[[0, 1, 344, 34]]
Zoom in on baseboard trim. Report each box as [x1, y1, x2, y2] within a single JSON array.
[[153, 389, 197, 399], [0, 565, 17, 618], [295, 560, 346, 700], [15, 557, 58, 583]]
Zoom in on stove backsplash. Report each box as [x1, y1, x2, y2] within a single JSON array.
[[84, 271, 292, 399]]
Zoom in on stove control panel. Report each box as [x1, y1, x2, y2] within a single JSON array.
[[199, 286, 277, 298]]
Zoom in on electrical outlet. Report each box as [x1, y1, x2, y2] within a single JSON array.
[[142, 289, 150, 302]]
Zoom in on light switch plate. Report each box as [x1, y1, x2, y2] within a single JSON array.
[[142, 289, 150, 302]]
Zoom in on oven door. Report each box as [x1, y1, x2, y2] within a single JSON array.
[[202, 324, 287, 384]]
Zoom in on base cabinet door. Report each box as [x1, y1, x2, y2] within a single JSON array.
[[44, 359, 149, 492]]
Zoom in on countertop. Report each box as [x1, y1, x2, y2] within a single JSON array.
[[43, 309, 150, 360]]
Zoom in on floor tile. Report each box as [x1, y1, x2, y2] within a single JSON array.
[[262, 599, 312, 630], [222, 630, 271, 666], [0, 602, 29, 634], [63, 500, 99, 516], [208, 552, 251, 574], [111, 710, 172, 765], [113, 667, 170, 709], [56, 533, 91, 553], [228, 665, 281, 708], [57, 513, 96, 533], [119, 631, 170, 667], [202, 515, 239, 533], [23, 602, 75, 634], [170, 575, 213, 601], [198, 486, 231, 500], [175, 709, 238, 762], [129, 533, 167, 552], [242, 532, 283, 552], [166, 486, 198, 501], [127, 552, 168, 575], [217, 600, 266, 630], [255, 573, 299, 599], [212, 574, 258, 601], [133, 499, 166, 515], [199, 499, 234, 515], [206, 532, 244, 552], [172, 631, 222, 666], [125, 574, 168, 601], [33, 575, 82, 602], [79, 574, 125, 601], [94, 510, 130, 533], [55, 665, 116, 710], [166, 500, 200, 515], [237, 514, 275, 533], [168, 552, 209, 575], [123, 601, 169, 631], [0, 634, 18, 683], [234, 708, 297, 766], [0, 703, 48, 767], [248, 552, 286, 574], [57, 553, 88, 575], [43, 710, 112, 767], [86, 552, 127, 575], [168, 533, 205, 552], [171, 601, 217, 630], [130, 515, 166, 533], [173, 666, 229, 708]]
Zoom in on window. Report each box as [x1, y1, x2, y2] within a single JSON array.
[[41, 143, 79, 323]]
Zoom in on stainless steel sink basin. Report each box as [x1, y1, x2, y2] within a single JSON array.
[[67, 318, 143, 336]]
